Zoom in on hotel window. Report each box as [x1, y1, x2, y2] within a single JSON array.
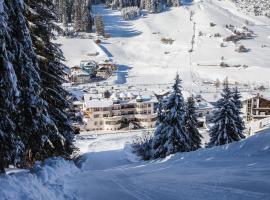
[[94, 114, 99, 118]]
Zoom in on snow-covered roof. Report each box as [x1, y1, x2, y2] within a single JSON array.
[[85, 99, 113, 108], [196, 101, 213, 110], [73, 101, 84, 106], [71, 68, 89, 76]]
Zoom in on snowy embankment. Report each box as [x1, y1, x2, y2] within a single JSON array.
[[0, 158, 79, 200], [1, 129, 270, 199]]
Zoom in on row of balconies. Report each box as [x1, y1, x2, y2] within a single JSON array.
[[88, 103, 154, 112]]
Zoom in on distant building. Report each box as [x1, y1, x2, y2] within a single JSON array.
[[83, 91, 158, 131], [194, 95, 213, 128], [80, 60, 97, 77], [96, 59, 117, 79], [242, 94, 270, 122], [70, 66, 91, 84]]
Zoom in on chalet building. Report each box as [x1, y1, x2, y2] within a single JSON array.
[[70, 68, 91, 84], [80, 60, 97, 77], [96, 60, 117, 79], [98, 59, 117, 71], [242, 94, 270, 122], [83, 91, 158, 131]]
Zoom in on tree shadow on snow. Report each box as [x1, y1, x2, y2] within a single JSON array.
[[93, 6, 142, 38], [79, 150, 131, 170], [114, 65, 132, 85], [181, 0, 194, 6], [99, 43, 113, 57]]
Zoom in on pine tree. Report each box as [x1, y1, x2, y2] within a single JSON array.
[[0, 0, 55, 168], [156, 99, 164, 125], [152, 74, 191, 158], [0, 0, 24, 172], [184, 96, 202, 151], [74, 0, 82, 31], [232, 87, 245, 139], [25, 0, 76, 162], [62, 0, 68, 27], [81, 0, 93, 32], [207, 83, 245, 148], [95, 14, 105, 36]]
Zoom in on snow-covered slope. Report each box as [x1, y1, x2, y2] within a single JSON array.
[[88, 1, 270, 87], [1, 129, 270, 200]]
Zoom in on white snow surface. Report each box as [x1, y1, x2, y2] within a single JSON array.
[[57, 36, 108, 67], [1, 129, 270, 200], [79, 1, 269, 88]]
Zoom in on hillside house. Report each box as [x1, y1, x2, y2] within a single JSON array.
[[242, 94, 270, 122]]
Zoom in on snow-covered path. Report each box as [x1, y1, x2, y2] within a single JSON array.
[[62, 130, 270, 200], [1, 130, 270, 200]]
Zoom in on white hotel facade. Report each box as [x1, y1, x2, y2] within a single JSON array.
[[83, 91, 158, 131]]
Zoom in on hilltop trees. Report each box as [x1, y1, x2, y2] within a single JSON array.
[[53, 0, 93, 32], [74, 0, 93, 32], [140, 0, 164, 13], [95, 15, 105, 36], [207, 83, 245, 148]]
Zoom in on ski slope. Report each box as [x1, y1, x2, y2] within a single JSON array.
[[91, 0, 270, 87], [1, 129, 270, 200]]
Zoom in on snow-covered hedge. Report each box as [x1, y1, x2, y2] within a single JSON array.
[[121, 6, 141, 20]]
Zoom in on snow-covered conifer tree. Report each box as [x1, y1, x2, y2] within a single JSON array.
[[62, 0, 68, 27], [81, 0, 93, 32], [0, 0, 24, 172], [74, 0, 82, 31], [208, 83, 245, 148], [25, 0, 76, 162], [152, 73, 191, 158], [184, 96, 202, 151], [95, 14, 105, 36], [232, 87, 246, 139]]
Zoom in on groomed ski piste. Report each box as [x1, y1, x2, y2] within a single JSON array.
[[1, 128, 270, 200], [1, 0, 270, 199]]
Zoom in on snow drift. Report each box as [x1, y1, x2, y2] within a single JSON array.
[[0, 158, 79, 200]]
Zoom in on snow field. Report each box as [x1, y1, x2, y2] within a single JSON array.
[[90, 2, 270, 87]]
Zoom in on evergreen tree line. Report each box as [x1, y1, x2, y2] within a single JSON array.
[[53, 0, 93, 32], [0, 0, 76, 173], [108, 0, 181, 13], [132, 74, 245, 160]]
